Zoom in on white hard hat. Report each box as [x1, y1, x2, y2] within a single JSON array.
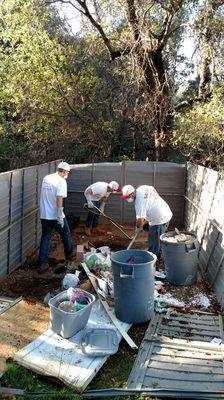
[[120, 184, 135, 199], [108, 181, 120, 191], [57, 161, 71, 172]]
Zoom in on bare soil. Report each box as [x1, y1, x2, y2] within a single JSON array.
[[0, 220, 220, 377], [0, 221, 220, 310]]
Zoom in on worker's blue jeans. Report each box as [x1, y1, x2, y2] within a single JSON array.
[[85, 200, 101, 228], [39, 218, 73, 266], [148, 222, 169, 258]]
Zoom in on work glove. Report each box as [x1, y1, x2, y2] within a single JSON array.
[[57, 207, 64, 228], [87, 200, 94, 209], [135, 226, 143, 234], [99, 202, 105, 213]]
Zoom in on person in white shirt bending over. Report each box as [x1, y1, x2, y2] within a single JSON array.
[[84, 181, 120, 236], [121, 184, 172, 258], [39, 162, 73, 272]]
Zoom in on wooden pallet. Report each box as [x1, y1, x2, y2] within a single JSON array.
[[127, 312, 224, 396], [14, 301, 130, 392]]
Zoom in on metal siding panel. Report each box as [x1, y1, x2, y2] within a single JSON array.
[[209, 176, 224, 228], [38, 164, 50, 203], [123, 201, 136, 224], [153, 162, 186, 194], [124, 161, 154, 186], [49, 161, 57, 173], [162, 195, 185, 226], [0, 174, 10, 229], [213, 261, 224, 310], [37, 210, 42, 242], [23, 167, 37, 213], [0, 231, 8, 278], [11, 170, 23, 222], [92, 162, 122, 184], [65, 193, 86, 221], [93, 163, 122, 221], [68, 164, 92, 192], [22, 213, 36, 259], [9, 222, 21, 272]]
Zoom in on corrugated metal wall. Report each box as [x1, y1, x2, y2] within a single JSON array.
[[185, 162, 224, 310], [0, 161, 59, 278], [2, 159, 224, 310], [65, 161, 186, 226]]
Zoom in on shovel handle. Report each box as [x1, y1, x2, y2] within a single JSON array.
[[127, 232, 139, 249]]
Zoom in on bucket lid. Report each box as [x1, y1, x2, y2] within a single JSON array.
[[80, 328, 119, 357]]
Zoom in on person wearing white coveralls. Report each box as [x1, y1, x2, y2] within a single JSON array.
[[38, 162, 73, 272], [121, 185, 172, 257], [84, 181, 120, 236]]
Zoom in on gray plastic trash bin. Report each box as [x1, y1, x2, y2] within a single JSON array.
[[160, 231, 199, 286], [111, 249, 156, 323], [49, 290, 95, 339]]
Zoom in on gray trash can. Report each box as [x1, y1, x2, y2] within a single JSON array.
[[111, 249, 156, 323], [160, 231, 199, 286]]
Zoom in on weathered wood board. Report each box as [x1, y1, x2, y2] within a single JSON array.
[[14, 301, 130, 392], [127, 312, 224, 397]]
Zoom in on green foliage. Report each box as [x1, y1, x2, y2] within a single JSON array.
[[1, 364, 77, 399], [171, 85, 224, 170]]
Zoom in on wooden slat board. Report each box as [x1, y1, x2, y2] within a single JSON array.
[[127, 312, 224, 397], [14, 301, 130, 392], [0, 296, 22, 315]]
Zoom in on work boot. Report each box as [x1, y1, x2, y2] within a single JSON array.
[[84, 227, 92, 236], [92, 227, 105, 234], [38, 263, 49, 274]]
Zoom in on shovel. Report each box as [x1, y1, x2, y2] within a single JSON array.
[[87, 204, 132, 240], [127, 231, 139, 249]]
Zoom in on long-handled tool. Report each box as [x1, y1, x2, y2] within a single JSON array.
[[126, 231, 139, 249], [84, 204, 132, 240]]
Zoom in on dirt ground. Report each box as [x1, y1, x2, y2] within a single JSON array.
[[0, 219, 221, 375]]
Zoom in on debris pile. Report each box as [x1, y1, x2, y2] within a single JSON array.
[[163, 233, 195, 243]]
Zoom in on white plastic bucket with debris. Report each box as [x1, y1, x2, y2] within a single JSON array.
[[48, 290, 95, 339], [160, 231, 199, 286]]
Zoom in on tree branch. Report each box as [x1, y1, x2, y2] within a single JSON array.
[[174, 92, 212, 111], [45, 0, 85, 15], [46, 0, 128, 60]]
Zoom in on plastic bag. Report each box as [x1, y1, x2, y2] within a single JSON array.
[[62, 273, 79, 290]]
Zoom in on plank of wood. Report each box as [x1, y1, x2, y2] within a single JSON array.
[[81, 263, 138, 350], [151, 348, 223, 362], [145, 368, 224, 382], [143, 376, 224, 391], [162, 320, 220, 331], [159, 325, 220, 337], [168, 313, 219, 322], [219, 314, 224, 340], [127, 314, 161, 389], [147, 336, 224, 351], [147, 360, 223, 374], [0, 296, 23, 315]]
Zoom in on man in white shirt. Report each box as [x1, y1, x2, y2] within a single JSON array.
[[84, 181, 120, 236], [121, 184, 172, 257], [38, 161, 73, 272]]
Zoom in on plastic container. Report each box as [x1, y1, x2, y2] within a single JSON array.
[[111, 249, 156, 324], [80, 328, 119, 357], [48, 290, 95, 339], [160, 231, 199, 286]]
